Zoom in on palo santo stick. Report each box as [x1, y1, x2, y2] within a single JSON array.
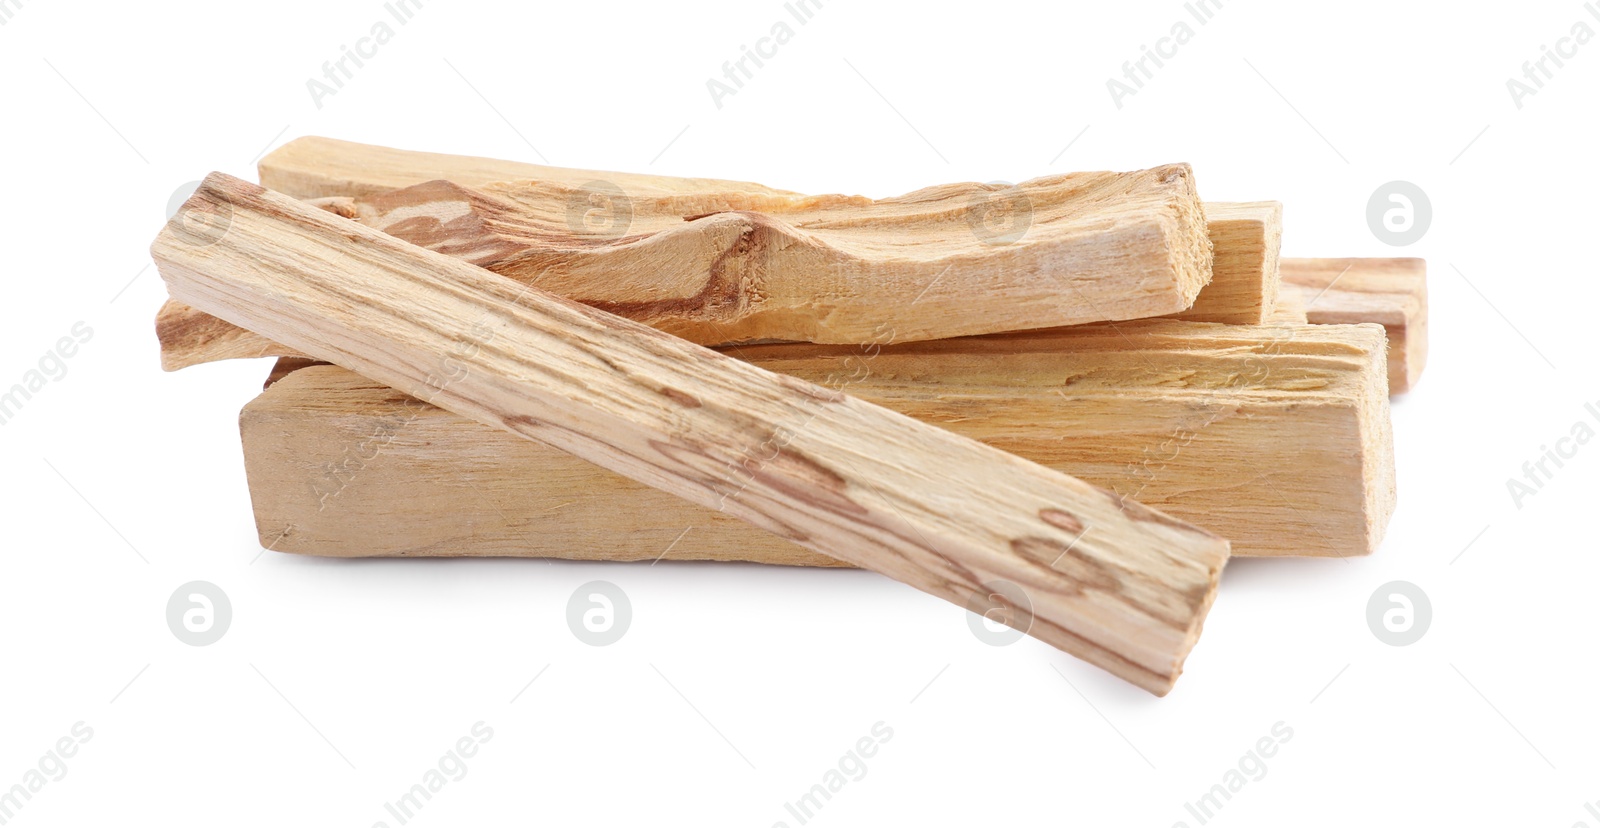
[[154, 172, 1230, 696], [270, 138, 1271, 330], [261, 139, 1278, 328], [157, 189, 1269, 371], [157, 163, 1215, 357], [1280, 258, 1427, 393], [1165, 202, 1281, 324], [258, 140, 1264, 321], [312, 169, 1215, 344], [245, 320, 1394, 560], [146, 137, 1276, 369], [155, 191, 1276, 371]]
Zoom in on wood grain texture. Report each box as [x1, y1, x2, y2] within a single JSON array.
[[245, 320, 1394, 561], [157, 191, 1262, 369], [158, 160, 1216, 365], [156, 298, 289, 368], [1280, 258, 1427, 393], [306, 168, 1214, 343], [156, 202, 1278, 373], [158, 188, 1268, 370], [154, 172, 1231, 696], [1165, 202, 1281, 324]]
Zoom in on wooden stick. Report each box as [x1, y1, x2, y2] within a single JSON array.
[[245, 320, 1392, 563], [1165, 202, 1281, 325], [266, 136, 1276, 325], [313, 181, 1266, 337], [152, 138, 1286, 369], [154, 195, 1278, 372], [316, 169, 1216, 343], [154, 172, 1231, 696], [156, 163, 1215, 362], [1280, 258, 1427, 393]]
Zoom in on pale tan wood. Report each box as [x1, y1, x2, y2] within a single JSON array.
[[1264, 281, 1308, 324], [157, 162, 1215, 365], [154, 172, 1231, 696], [259, 141, 1270, 329], [159, 187, 1272, 370], [263, 357, 324, 390], [245, 320, 1393, 561], [153, 137, 1285, 369], [1280, 258, 1427, 393], [1165, 202, 1281, 324], [155, 299, 297, 369], [158, 194, 1273, 370], [157, 299, 307, 370], [309, 170, 1213, 344]]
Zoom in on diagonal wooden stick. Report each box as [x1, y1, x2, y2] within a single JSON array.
[[152, 172, 1230, 695]]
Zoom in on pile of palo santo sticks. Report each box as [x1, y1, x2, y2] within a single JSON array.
[[151, 138, 1426, 695]]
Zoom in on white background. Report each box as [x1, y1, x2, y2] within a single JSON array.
[[2, 0, 1597, 825]]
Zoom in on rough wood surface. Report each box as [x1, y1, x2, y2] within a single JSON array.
[[157, 161, 1216, 364], [245, 320, 1394, 561], [160, 190, 1273, 371], [159, 190, 1273, 372], [154, 172, 1231, 696], [159, 193, 1271, 371], [1281, 258, 1427, 393], [1165, 202, 1281, 324], [307, 168, 1214, 344]]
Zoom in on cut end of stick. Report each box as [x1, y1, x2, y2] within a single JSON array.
[[1169, 201, 1283, 325], [1155, 163, 1217, 318], [1167, 539, 1230, 696], [1117, 499, 1231, 696]]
